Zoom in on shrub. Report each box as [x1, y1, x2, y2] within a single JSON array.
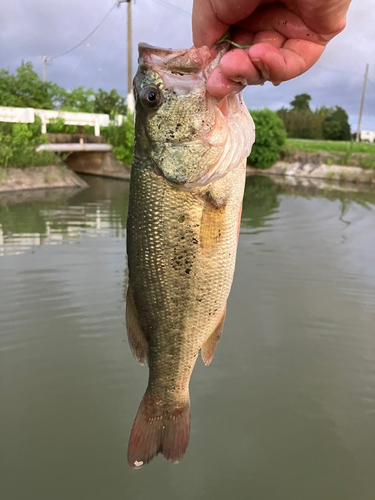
[[248, 109, 287, 169], [102, 114, 135, 165], [47, 117, 78, 134], [0, 117, 58, 168]]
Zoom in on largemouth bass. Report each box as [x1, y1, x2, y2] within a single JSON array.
[[126, 43, 255, 468]]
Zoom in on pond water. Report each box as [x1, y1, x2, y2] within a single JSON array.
[[1, 175, 375, 500]]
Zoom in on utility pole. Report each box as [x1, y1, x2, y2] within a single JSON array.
[[117, 0, 134, 114], [356, 63, 369, 142], [37, 55, 52, 82]]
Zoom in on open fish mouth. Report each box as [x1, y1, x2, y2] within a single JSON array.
[[138, 43, 221, 76]]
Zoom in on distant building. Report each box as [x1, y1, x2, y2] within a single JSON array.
[[360, 130, 375, 143]]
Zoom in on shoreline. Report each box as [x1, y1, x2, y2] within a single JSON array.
[[0, 165, 88, 194], [247, 161, 375, 185], [1, 162, 374, 195]]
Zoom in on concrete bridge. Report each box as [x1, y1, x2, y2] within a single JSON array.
[[44, 133, 130, 180], [0, 106, 130, 180]]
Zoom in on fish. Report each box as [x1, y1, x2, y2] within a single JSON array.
[[126, 43, 255, 468]]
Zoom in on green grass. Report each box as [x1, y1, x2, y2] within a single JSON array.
[[359, 157, 375, 169], [285, 138, 375, 154]]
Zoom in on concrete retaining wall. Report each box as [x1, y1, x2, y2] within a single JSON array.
[[65, 152, 130, 180], [247, 161, 375, 184], [0, 165, 88, 193]]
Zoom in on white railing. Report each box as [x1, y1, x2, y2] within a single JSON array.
[[36, 143, 112, 152], [0, 106, 34, 123], [0, 106, 112, 136], [34, 109, 109, 136]]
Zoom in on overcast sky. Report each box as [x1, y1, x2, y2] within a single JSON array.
[[1, 0, 374, 131]]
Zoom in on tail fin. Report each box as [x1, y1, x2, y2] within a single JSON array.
[[127, 390, 190, 468]]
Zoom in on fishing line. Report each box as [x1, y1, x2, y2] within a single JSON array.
[[93, 7, 126, 82]]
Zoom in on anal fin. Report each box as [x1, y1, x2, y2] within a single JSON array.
[[201, 307, 226, 366], [126, 287, 149, 366]]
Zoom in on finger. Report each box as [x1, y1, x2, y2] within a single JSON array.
[[192, 0, 228, 48], [218, 49, 265, 85], [239, 4, 328, 45], [231, 28, 255, 47], [217, 31, 286, 87], [252, 30, 286, 47], [285, 0, 350, 36], [206, 67, 243, 99], [192, 0, 264, 48], [248, 41, 325, 84]]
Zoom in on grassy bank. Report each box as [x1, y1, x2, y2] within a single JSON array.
[[285, 138, 375, 154], [282, 138, 375, 170]]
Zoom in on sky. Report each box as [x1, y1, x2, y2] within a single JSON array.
[[0, 0, 374, 131]]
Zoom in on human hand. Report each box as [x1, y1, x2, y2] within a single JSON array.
[[192, 0, 352, 98]]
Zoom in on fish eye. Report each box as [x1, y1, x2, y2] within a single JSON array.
[[140, 85, 162, 108]]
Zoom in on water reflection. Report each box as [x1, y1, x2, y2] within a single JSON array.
[[2, 175, 374, 257], [1, 174, 375, 500], [241, 176, 280, 229], [0, 176, 129, 256]]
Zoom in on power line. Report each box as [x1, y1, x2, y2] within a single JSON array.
[[52, 2, 117, 59], [46, 0, 190, 79], [316, 64, 355, 75], [148, 0, 191, 19], [315, 64, 375, 92]]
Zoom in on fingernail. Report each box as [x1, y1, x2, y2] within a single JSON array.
[[251, 59, 270, 81]]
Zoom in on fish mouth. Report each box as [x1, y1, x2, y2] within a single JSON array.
[[138, 43, 227, 78]]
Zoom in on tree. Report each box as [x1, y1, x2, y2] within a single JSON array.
[[59, 86, 96, 113], [277, 96, 351, 141], [0, 62, 62, 109], [322, 106, 351, 141], [0, 63, 127, 116], [290, 93, 312, 111], [94, 88, 127, 115], [277, 107, 325, 139]]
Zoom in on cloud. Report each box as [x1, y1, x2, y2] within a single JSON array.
[[0, 0, 374, 130]]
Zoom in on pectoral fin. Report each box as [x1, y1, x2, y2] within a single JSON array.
[[126, 287, 149, 366], [201, 308, 226, 366]]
